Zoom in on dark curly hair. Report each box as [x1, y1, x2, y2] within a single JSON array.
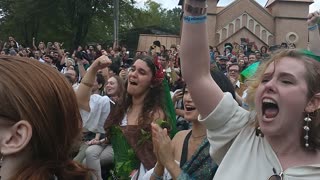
[[105, 55, 167, 133]]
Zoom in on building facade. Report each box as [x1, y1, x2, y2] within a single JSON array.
[[182, 0, 313, 51]]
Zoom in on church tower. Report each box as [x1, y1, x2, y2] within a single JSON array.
[[207, 0, 219, 46], [265, 0, 313, 48]]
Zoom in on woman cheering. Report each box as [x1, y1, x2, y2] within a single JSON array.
[[180, 1, 320, 179]]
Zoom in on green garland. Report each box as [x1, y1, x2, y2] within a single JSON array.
[[162, 79, 177, 138], [108, 79, 177, 178], [109, 126, 140, 179]]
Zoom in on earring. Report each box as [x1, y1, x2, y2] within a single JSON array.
[[304, 114, 312, 148], [255, 126, 264, 137], [0, 152, 3, 168], [0, 153, 3, 180]]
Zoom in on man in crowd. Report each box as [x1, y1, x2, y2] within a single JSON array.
[[255, 51, 262, 62], [248, 53, 257, 65], [159, 53, 178, 87], [227, 63, 248, 106], [217, 55, 229, 74]]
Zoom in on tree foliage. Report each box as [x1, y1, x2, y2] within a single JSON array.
[[0, 0, 181, 50]]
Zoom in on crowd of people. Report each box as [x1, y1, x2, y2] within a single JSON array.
[[0, 1, 320, 179]]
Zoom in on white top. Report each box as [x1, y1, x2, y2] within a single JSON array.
[[38, 58, 45, 63], [199, 93, 320, 180], [235, 80, 241, 88], [72, 83, 80, 91], [79, 94, 111, 133], [142, 161, 180, 180], [241, 89, 249, 110], [60, 67, 68, 74]]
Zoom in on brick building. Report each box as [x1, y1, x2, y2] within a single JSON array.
[[180, 0, 314, 51]]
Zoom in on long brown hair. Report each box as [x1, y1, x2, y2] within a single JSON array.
[[105, 55, 167, 132], [246, 50, 320, 151], [106, 75, 125, 102], [0, 56, 90, 180]]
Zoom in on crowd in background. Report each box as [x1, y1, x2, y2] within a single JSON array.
[[0, 35, 302, 135], [0, 8, 319, 178]]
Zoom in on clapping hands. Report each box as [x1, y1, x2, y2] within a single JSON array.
[[151, 123, 174, 167]]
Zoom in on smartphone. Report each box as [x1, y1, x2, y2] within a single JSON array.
[[174, 89, 183, 94]]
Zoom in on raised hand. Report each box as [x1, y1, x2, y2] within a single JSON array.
[[172, 89, 183, 103], [91, 55, 112, 72], [307, 10, 320, 26]]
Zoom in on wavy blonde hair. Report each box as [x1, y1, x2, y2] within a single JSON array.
[[245, 49, 320, 151]]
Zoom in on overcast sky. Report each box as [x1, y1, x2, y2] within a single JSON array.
[[136, 0, 320, 12]]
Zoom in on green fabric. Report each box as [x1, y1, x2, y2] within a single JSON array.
[[110, 126, 139, 179], [300, 49, 320, 62], [239, 50, 320, 82], [240, 62, 260, 82], [163, 79, 177, 138]]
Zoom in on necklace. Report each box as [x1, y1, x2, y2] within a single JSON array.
[[191, 133, 206, 139]]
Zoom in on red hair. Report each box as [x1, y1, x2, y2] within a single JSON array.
[[0, 56, 90, 180]]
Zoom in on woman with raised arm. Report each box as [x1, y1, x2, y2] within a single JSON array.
[[308, 10, 320, 56], [104, 55, 170, 180], [0, 55, 90, 180], [180, 1, 320, 179], [77, 54, 171, 179]]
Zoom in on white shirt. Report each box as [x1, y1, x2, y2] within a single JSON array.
[[199, 93, 320, 180], [235, 80, 241, 88], [38, 58, 45, 63], [142, 161, 180, 180], [79, 94, 111, 133]]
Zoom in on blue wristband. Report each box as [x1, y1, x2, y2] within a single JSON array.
[[183, 15, 207, 24], [152, 172, 163, 180], [308, 24, 318, 31]]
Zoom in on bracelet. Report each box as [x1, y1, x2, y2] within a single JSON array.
[[308, 24, 318, 31], [190, 0, 206, 2], [183, 15, 207, 24], [184, 3, 207, 16], [81, 81, 94, 88], [151, 172, 163, 180]]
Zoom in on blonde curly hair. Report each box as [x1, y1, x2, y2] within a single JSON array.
[[245, 49, 320, 150]]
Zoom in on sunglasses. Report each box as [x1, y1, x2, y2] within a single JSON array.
[[268, 168, 283, 180]]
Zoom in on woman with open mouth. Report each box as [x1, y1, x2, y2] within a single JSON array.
[[179, 1, 320, 179], [146, 70, 235, 180], [77, 54, 171, 179], [147, 86, 217, 180]]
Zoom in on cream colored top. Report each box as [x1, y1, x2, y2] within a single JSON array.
[[199, 93, 320, 180]]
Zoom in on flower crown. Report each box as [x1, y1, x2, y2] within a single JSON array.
[[152, 56, 165, 86]]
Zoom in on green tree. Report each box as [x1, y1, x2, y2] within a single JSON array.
[[0, 0, 181, 50]]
